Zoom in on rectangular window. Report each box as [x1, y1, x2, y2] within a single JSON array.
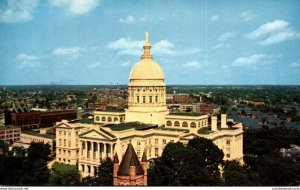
[[170, 140, 174, 143], [64, 139, 66, 146], [149, 96, 152, 103], [149, 148, 152, 157], [155, 96, 158, 103], [68, 141, 71, 147], [68, 132, 71, 137], [163, 139, 166, 144], [143, 96, 146, 103], [137, 96, 139, 103], [226, 154, 230, 158], [155, 148, 159, 156], [137, 141, 141, 145], [155, 138, 158, 144], [226, 140, 230, 145]]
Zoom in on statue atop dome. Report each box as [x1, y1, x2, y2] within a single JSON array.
[[145, 31, 149, 42], [142, 32, 152, 59]]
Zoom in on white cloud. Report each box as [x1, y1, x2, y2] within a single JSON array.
[[210, 15, 219, 22], [247, 20, 300, 45], [239, 11, 257, 22], [217, 32, 235, 42], [52, 47, 86, 56], [119, 15, 135, 24], [48, 0, 101, 15], [0, 0, 39, 23], [232, 54, 281, 67], [87, 62, 101, 68], [289, 59, 300, 68], [16, 53, 41, 69], [259, 32, 300, 46], [107, 38, 143, 55], [152, 40, 175, 55], [183, 61, 201, 68], [107, 38, 200, 56], [121, 62, 130, 67], [213, 43, 224, 49], [19, 61, 42, 69], [17, 53, 38, 61], [247, 20, 289, 39]]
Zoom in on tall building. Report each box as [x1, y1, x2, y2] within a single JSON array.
[[55, 33, 244, 178], [125, 32, 169, 126]]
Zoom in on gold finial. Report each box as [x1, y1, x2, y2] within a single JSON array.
[[145, 31, 149, 41]]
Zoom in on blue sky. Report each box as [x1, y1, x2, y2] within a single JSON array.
[[0, 0, 300, 85]]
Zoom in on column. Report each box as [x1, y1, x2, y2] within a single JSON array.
[[91, 141, 94, 160], [87, 141, 89, 159], [111, 143, 114, 158], [104, 143, 107, 159], [96, 142, 99, 160], [84, 141, 87, 159], [98, 143, 101, 160]]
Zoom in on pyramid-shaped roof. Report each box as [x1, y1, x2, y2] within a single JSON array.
[[117, 144, 144, 176]]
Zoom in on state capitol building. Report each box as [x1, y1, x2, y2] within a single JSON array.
[[55, 33, 244, 177]]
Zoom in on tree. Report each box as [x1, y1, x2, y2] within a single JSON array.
[[49, 164, 81, 186], [252, 154, 299, 186], [223, 160, 260, 186], [27, 142, 51, 162], [148, 138, 224, 186], [80, 158, 113, 186]]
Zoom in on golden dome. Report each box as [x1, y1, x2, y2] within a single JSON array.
[[129, 32, 165, 80]]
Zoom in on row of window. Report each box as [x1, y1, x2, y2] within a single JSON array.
[[136, 138, 168, 146], [95, 116, 124, 122], [0, 130, 20, 134], [166, 120, 207, 128], [136, 95, 159, 103], [58, 139, 72, 147], [81, 164, 97, 175], [58, 131, 72, 137]]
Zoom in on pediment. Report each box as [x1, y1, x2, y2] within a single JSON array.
[[80, 129, 113, 140], [55, 123, 72, 129], [180, 133, 199, 139]]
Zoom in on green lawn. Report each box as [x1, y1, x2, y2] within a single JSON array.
[[52, 162, 78, 173]]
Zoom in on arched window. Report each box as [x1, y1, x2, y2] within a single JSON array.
[[190, 122, 196, 128], [108, 117, 112, 122], [114, 117, 118, 122], [166, 121, 172, 126], [102, 117, 106, 121], [182, 121, 188, 127], [95, 116, 100, 121], [174, 121, 180, 127]]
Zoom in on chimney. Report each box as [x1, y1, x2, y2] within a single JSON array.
[[221, 114, 227, 129], [211, 116, 217, 132]]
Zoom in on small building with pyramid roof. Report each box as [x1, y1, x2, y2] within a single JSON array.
[[113, 143, 147, 186]]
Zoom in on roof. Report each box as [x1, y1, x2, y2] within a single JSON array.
[[167, 112, 204, 117], [22, 130, 55, 139], [117, 144, 144, 176], [69, 118, 94, 124], [104, 122, 157, 131]]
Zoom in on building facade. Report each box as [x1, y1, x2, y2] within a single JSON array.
[[0, 125, 21, 143], [6, 109, 77, 129], [54, 33, 244, 178]]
